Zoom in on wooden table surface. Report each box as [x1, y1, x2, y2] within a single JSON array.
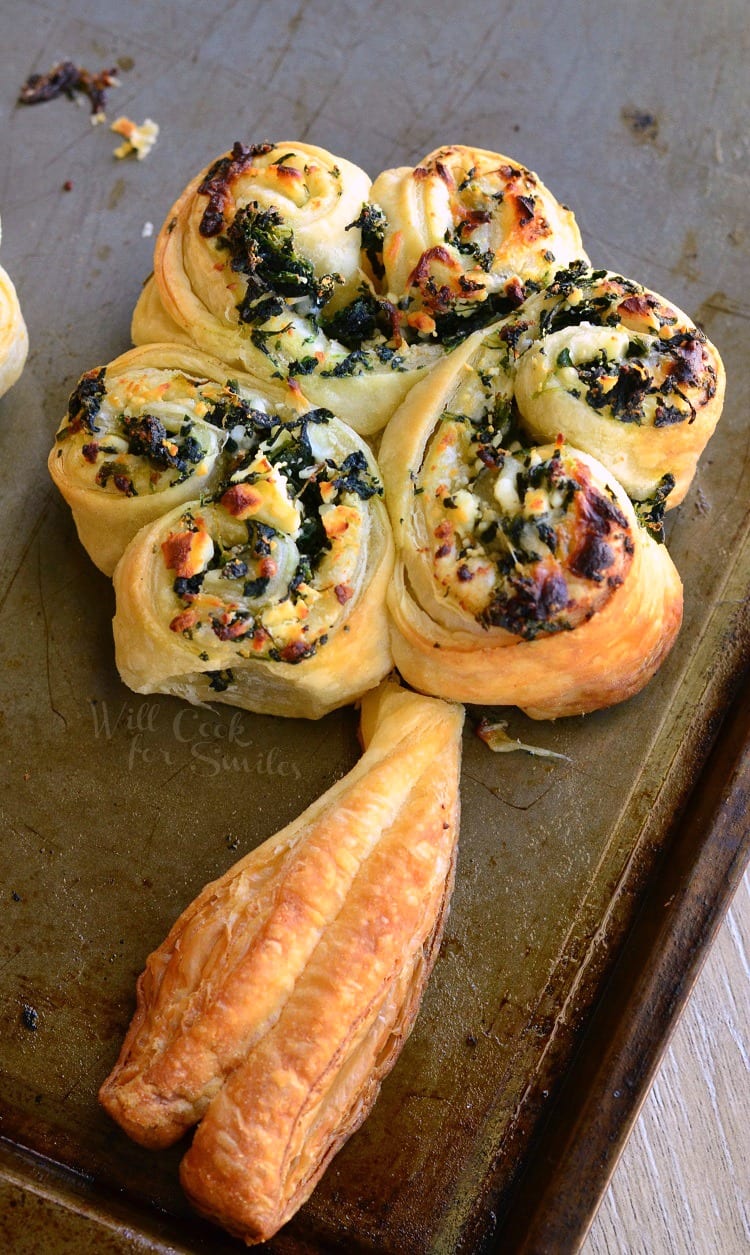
[[583, 867, 750, 1255]]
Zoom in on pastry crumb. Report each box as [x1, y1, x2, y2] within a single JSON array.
[[111, 116, 159, 161], [476, 717, 570, 761], [141, 221, 154, 238], [18, 61, 119, 116]]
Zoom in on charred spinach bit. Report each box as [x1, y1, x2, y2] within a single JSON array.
[[470, 395, 520, 448], [519, 450, 579, 509], [243, 576, 270, 598], [95, 463, 137, 495], [208, 399, 273, 444], [540, 295, 621, 336], [544, 260, 591, 296], [174, 572, 205, 598], [207, 668, 235, 692], [248, 521, 276, 558], [496, 318, 530, 355], [288, 555, 313, 599], [445, 219, 495, 272], [321, 290, 391, 348], [62, 368, 106, 436], [198, 142, 275, 237], [332, 450, 382, 500], [180, 509, 201, 533], [248, 293, 286, 325], [287, 355, 319, 376], [250, 324, 293, 356], [19, 61, 118, 115], [122, 413, 203, 477], [457, 166, 477, 192], [436, 285, 528, 347], [633, 474, 675, 542], [211, 612, 253, 641], [479, 570, 572, 638], [653, 403, 689, 427], [536, 520, 557, 551], [321, 347, 373, 377], [221, 559, 248, 580], [347, 203, 387, 280], [574, 351, 649, 423], [375, 343, 404, 368], [222, 202, 342, 319], [204, 388, 275, 436], [262, 413, 326, 494], [297, 511, 330, 566]]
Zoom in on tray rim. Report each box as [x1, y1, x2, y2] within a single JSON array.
[[482, 660, 750, 1253]]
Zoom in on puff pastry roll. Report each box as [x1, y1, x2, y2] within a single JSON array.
[[512, 263, 725, 506], [369, 145, 587, 343], [0, 219, 28, 398], [47, 344, 288, 575], [379, 334, 683, 718], [100, 681, 464, 1244], [133, 141, 440, 435], [112, 396, 394, 717]]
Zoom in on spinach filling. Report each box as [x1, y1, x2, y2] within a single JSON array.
[[220, 202, 343, 323], [59, 367, 107, 437], [171, 406, 381, 658]]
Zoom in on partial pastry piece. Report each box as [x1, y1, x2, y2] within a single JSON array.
[[133, 140, 441, 435], [369, 144, 587, 342], [100, 681, 464, 1245], [379, 332, 684, 718], [0, 218, 29, 398], [48, 343, 286, 575], [111, 390, 394, 717], [511, 263, 725, 507]]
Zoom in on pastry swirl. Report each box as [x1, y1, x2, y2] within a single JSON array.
[[47, 344, 269, 575], [111, 380, 394, 717], [379, 334, 683, 718], [369, 145, 587, 343], [100, 681, 464, 1244], [511, 264, 725, 505], [0, 219, 28, 398], [133, 141, 440, 435]]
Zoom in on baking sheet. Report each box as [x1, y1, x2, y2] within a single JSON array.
[[1, 2, 748, 1251]]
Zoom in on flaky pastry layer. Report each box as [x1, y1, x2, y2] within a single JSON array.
[[379, 334, 684, 718], [100, 682, 464, 1243]]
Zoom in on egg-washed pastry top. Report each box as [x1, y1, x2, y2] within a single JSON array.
[[379, 330, 684, 718], [132, 141, 588, 435], [109, 350, 394, 718], [100, 681, 464, 1245]]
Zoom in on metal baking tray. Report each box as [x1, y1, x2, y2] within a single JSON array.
[[1, 2, 748, 1251]]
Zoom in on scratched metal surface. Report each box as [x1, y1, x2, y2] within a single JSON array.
[[0, 1, 747, 1252]]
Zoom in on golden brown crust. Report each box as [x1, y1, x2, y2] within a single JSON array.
[[510, 267, 725, 506], [379, 334, 684, 718], [48, 343, 294, 575], [0, 239, 28, 398], [110, 388, 395, 717], [370, 144, 587, 340], [99, 682, 464, 1243], [136, 141, 438, 435]]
